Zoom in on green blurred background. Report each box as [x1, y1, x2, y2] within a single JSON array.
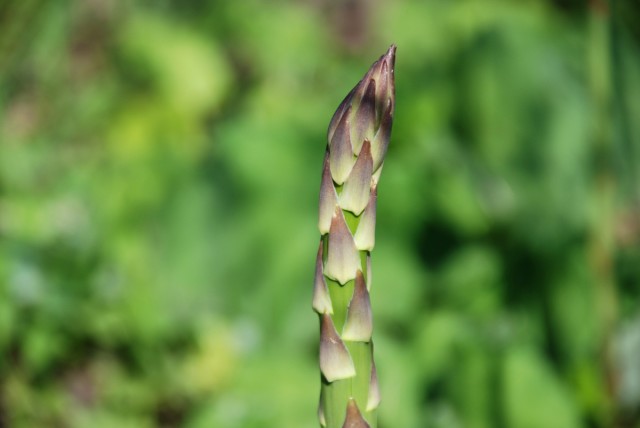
[[1, 0, 639, 427]]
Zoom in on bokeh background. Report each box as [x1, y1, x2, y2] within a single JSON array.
[[1, 0, 639, 427]]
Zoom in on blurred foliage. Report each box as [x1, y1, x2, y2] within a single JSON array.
[[1, 0, 639, 427]]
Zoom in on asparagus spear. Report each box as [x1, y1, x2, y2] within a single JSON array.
[[314, 45, 396, 428]]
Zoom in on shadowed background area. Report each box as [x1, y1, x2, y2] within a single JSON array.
[[1, 0, 639, 427]]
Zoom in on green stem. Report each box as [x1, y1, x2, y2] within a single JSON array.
[[324, 273, 375, 427]]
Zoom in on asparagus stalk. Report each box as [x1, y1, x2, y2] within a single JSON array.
[[313, 45, 396, 428]]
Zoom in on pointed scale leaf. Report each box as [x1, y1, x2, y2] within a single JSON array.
[[372, 162, 383, 187], [342, 399, 370, 428], [320, 314, 356, 382], [342, 270, 373, 342], [380, 45, 396, 99], [366, 353, 381, 411], [351, 79, 376, 155], [371, 100, 393, 172], [349, 61, 376, 115], [319, 152, 339, 234], [329, 106, 356, 185], [324, 207, 360, 285], [312, 240, 333, 314], [376, 59, 390, 120], [319, 389, 327, 426], [374, 47, 396, 114], [366, 253, 372, 291], [354, 185, 377, 251], [328, 86, 356, 142], [339, 140, 373, 216]]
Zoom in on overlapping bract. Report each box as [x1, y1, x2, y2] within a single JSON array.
[[317, 44, 395, 283]]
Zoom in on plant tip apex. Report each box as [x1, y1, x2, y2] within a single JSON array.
[[386, 45, 396, 66]]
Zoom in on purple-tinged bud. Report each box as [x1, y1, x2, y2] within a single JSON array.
[[326, 45, 395, 178]]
